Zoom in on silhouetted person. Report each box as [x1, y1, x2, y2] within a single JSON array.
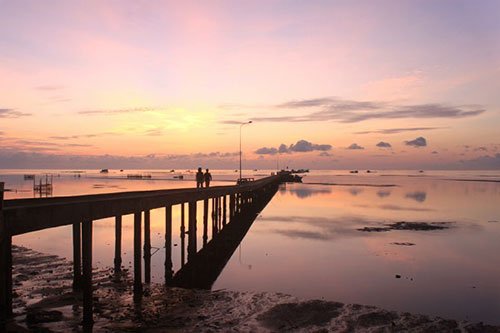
[[204, 168, 212, 188], [196, 167, 204, 188]]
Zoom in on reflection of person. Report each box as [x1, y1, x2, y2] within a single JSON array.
[[204, 169, 212, 188], [196, 167, 204, 188]]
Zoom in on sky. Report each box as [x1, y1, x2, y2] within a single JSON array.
[[1, 0, 499, 169]]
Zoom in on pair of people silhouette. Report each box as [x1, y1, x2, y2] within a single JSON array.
[[196, 167, 212, 188]]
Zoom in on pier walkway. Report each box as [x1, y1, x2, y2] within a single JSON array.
[[0, 175, 282, 331]]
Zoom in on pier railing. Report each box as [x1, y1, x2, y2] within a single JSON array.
[[0, 175, 282, 330]]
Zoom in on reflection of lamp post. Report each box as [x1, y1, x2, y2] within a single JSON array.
[[238, 244, 252, 270], [239, 121, 252, 181]]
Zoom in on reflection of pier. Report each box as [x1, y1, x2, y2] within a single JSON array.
[[171, 183, 277, 289], [0, 176, 282, 331]]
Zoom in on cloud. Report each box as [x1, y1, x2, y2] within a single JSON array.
[[49, 132, 117, 140], [459, 153, 500, 169], [355, 127, 444, 134], [0, 149, 240, 169], [78, 107, 164, 115], [405, 137, 427, 147], [278, 144, 289, 153], [0, 108, 32, 118], [376, 141, 392, 148], [276, 97, 337, 108], [255, 147, 278, 155], [255, 140, 332, 155], [35, 85, 65, 91], [289, 140, 332, 152], [346, 143, 364, 150], [219, 120, 248, 125], [224, 97, 485, 124]]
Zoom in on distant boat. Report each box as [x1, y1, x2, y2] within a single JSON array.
[[173, 175, 184, 179], [350, 170, 358, 174], [24, 174, 35, 180], [120, 169, 124, 172], [100, 169, 109, 173]]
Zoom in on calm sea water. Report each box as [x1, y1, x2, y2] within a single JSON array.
[[1, 169, 499, 324]]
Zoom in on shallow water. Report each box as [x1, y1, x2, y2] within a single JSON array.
[[2, 169, 500, 324]]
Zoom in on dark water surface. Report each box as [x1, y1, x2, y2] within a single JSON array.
[[2, 169, 500, 324]]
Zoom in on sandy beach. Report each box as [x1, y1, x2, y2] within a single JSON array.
[[10, 245, 500, 332]]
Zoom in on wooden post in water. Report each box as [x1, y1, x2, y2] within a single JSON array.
[[82, 220, 93, 328], [144, 210, 151, 284], [187, 201, 197, 261], [203, 199, 208, 246], [0, 182, 13, 322], [72, 222, 82, 290], [222, 195, 227, 227], [133, 212, 142, 302], [164, 205, 173, 284], [114, 215, 122, 273], [180, 203, 186, 267]]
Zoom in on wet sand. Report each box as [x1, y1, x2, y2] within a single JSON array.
[[10, 246, 500, 332]]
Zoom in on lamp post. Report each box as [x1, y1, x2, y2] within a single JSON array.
[[239, 121, 252, 181]]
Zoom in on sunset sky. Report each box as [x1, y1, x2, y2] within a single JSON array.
[[1, 0, 499, 169]]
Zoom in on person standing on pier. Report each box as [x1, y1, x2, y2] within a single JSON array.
[[204, 168, 212, 188], [196, 167, 204, 188]]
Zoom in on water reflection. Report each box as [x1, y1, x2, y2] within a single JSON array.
[[348, 187, 364, 196], [286, 186, 332, 198], [377, 190, 392, 198], [171, 186, 278, 289], [405, 191, 427, 202]]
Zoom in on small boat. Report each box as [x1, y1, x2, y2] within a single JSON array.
[[173, 175, 184, 180], [24, 174, 35, 180], [100, 169, 109, 173], [350, 170, 358, 174]]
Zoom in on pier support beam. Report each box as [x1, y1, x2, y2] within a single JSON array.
[[229, 194, 235, 221], [180, 203, 186, 267], [187, 201, 197, 261], [72, 222, 82, 290], [144, 210, 151, 284], [0, 182, 13, 323], [223, 195, 227, 227], [164, 205, 173, 284], [133, 212, 142, 303], [82, 220, 93, 329], [218, 197, 222, 230], [203, 199, 208, 246], [114, 215, 122, 273]]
